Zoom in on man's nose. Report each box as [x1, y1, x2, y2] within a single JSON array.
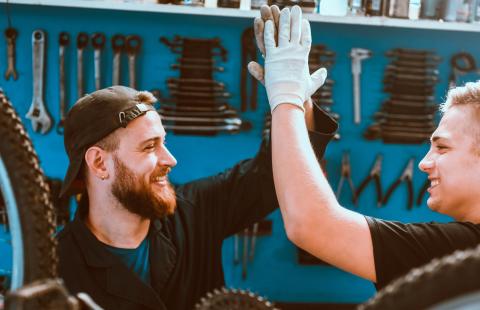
[[418, 152, 434, 173], [160, 145, 177, 168]]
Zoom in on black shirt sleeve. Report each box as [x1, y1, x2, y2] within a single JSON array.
[[176, 108, 338, 239], [366, 216, 480, 290]]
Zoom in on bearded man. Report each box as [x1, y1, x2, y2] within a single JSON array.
[[57, 86, 337, 310]]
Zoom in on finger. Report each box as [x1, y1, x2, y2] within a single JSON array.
[[264, 20, 276, 51], [271, 5, 281, 43], [271, 5, 281, 29], [260, 5, 273, 21], [254, 17, 266, 56], [247, 61, 265, 85], [290, 5, 302, 44], [278, 8, 291, 47], [300, 18, 312, 49], [310, 68, 328, 93]]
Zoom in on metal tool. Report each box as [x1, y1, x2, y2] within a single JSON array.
[[126, 35, 142, 89], [336, 151, 356, 202], [416, 178, 429, 206], [354, 154, 383, 207], [365, 0, 382, 16], [350, 48, 372, 125], [449, 52, 479, 89], [242, 227, 249, 279], [57, 32, 70, 134], [249, 222, 259, 262], [26, 30, 52, 134], [112, 34, 126, 86], [4, 27, 18, 80], [76, 32, 88, 99], [92, 32, 106, 90], [233, 234, 239, 265], [382, 158, 414, 210], [241, 27, 258, 112]]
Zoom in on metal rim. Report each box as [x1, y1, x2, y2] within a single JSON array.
[[0, 154, 24, 291]]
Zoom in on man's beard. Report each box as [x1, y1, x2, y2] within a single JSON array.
[[111, 156, 176, 219]]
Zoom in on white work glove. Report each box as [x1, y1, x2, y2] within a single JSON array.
[[264, 6, 326, 111], [258, 6, 327, 112]]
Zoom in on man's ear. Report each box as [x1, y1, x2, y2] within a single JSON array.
[[85, 146, 109, 180]]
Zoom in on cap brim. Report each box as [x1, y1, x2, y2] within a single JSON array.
[[60, 155, 84, 198]]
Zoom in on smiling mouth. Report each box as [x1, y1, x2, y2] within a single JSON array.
[[428, 179, 439, 191], [152, 175, 168, 185]]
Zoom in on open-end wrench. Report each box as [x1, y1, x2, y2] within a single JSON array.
[[92, 33, 106, 90], [126, 35, 142, 89], [350, 48, 372, 125], [4, 28, 18, 80], [57, 32, 70, 134], [249, 222, 259, 262], [112, 34, 126, 86], [76, 32, 88, 99], [26, 30, 52, 134]]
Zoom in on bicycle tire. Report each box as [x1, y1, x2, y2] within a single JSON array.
[[0, 89, 57, 291], [359, 243, 480, 310]]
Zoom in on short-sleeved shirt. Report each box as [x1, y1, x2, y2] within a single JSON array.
[[366, 216, 480, 290]]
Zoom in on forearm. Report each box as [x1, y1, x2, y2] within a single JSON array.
[[272, 104, 338, 238]]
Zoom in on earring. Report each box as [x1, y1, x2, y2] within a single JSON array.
[[101, 175, 106, 180]]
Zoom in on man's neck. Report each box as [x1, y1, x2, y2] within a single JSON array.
[[85, 196, 151, 249]]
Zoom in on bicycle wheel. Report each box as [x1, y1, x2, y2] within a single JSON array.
[[0, 89, 57, 299], [359, 243, 480, 310]]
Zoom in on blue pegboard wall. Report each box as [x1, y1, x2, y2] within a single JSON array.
[[1, 2, 480, 305]]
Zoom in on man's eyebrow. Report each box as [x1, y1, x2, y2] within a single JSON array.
[[431, 136, 450, 143], [139, 136, 161, 145]]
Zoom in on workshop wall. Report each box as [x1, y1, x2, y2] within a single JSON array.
[[1, 3, 480, 305]]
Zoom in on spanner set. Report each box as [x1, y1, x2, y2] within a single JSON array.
[[158, 35, 248, 136], [364, 48, 441, 144]]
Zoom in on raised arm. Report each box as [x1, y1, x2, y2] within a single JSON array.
[[264, 6, 377, 282]]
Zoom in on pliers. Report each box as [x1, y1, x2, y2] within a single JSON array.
[[336, 152, 356, 203], [382, 158, 414, 210], [353, 154, 383, 207], [416, 178, 429, 206]]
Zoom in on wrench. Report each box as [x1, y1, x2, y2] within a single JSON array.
[[77, 32, 89, 99], [350, 48, 372, 125], [57, 32, 70, 134], [111, 34, 126, 86], [4, 28, 18, 80], [92, 33, 106, 90], [26, 30, 52, 134], [126, 35, 142, 89]]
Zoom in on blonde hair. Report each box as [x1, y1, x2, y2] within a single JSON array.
[[440, 80, 480, 113]]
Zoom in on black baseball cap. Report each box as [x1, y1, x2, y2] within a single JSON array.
[[60, 86, 156, 197]]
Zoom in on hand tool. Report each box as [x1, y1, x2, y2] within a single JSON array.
[[160, 115, 242, 125], [420, 0, 440, 19], [176, 57, 215, 65], [354, 154, 383, 207], [416, 178, 429, 206], [171, 63, 224, 72], [112, 34, 126, 86], [241, 27, 258, 112], [162, 123, 248, 134], [126, 35, 142, 89], [449, 52, 479, 89], [26, 30, 52, 134], [167, 77, 224, 88], [167, 82, 224, 92], [160, 102, 230, 112], [389, 59, 439, 69], [92, 32, 106, 90], [386, 65, 439, 76], [168, 89, 231, 98], [57, 32, 70, 134], [158, 108, 238, 118], [233, 234, 239, 265], [389, 93, 435, 103], [4, 27, 18, 80], [336, 151, 356, 202], [160, 36, 227, 61], [242, 227, 249, 279], [249, 222, 259, 262], [350, 48, 371, 125], [76, 32, 88, 99], [382, 157, 414, 210]]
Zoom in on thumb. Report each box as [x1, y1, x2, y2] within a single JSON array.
[[309, 67, 328, 94], [247, 61, 265, 85]]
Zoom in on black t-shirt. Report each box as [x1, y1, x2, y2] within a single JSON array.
[[366, 216, 480, 290]]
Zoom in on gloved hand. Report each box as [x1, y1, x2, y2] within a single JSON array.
[[261, 6, 327, 111]]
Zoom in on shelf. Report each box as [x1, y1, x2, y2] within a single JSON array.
[[2, 0, 480, 33]]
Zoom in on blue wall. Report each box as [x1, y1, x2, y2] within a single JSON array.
[[1, 3, 479, 304]]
